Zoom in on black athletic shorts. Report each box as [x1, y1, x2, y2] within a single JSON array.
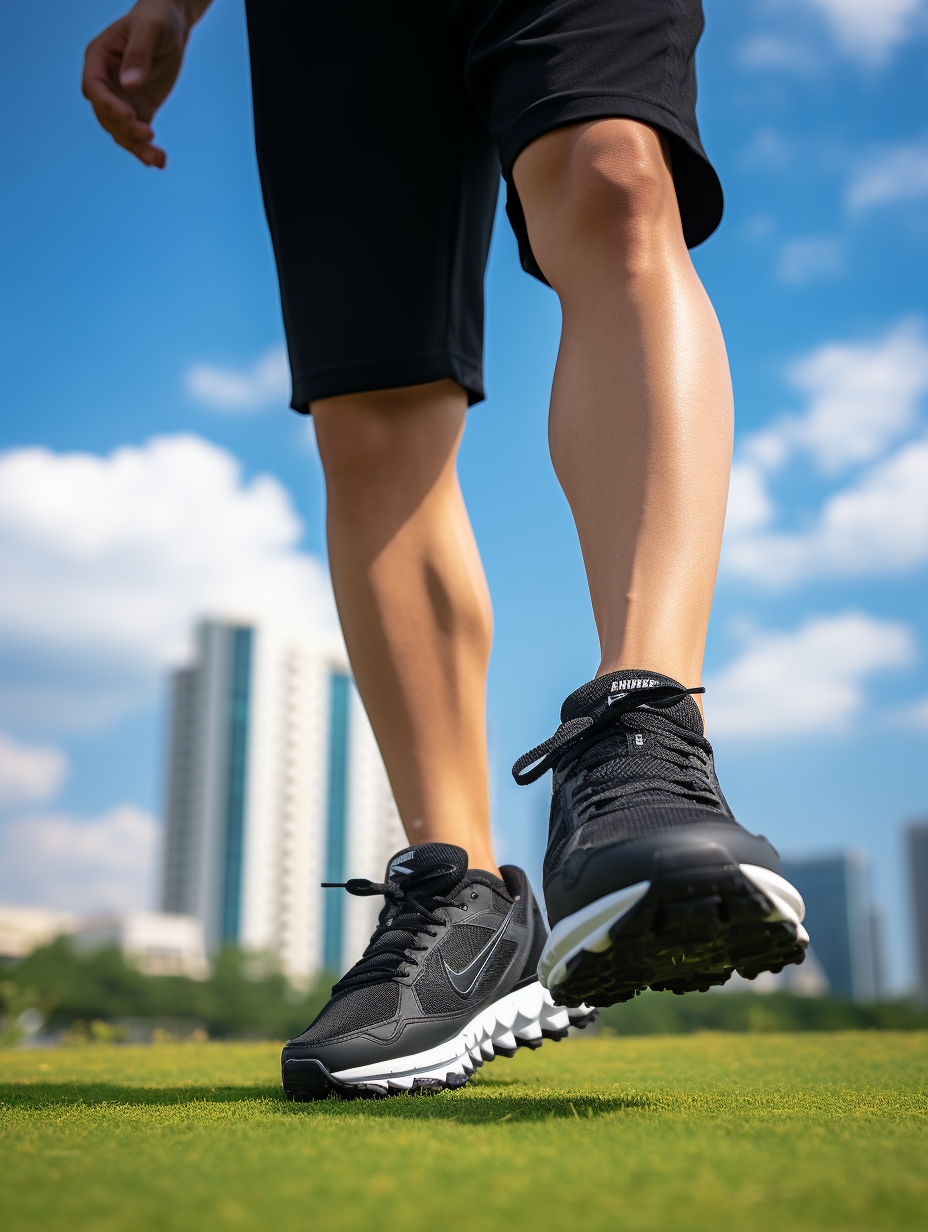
[[245, 0, 723, 410]]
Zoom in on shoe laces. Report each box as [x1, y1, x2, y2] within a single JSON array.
[[512, 683, 722, 816], [321, 863, 462, 994]]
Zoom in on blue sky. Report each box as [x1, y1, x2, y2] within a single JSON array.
[[1, 1, 926, 989]]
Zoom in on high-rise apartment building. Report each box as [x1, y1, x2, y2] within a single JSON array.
[[780, 850, 880, 1002], [906, 820, 928, 1000], [161, 620, 404, 981]]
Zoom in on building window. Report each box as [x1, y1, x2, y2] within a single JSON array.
[[323, 673, 351, 973], [221, 626, 252, 942]]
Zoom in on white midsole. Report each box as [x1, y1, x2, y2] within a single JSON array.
[[539, 862, 808, 991], [740, 864, 808, 939], [538, 882, 650, 992], [331, 981, 590, 1091]]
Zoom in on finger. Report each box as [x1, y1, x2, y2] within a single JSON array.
[[83, 38, 137, 122], [87, 84, 137, 127], [85, 71, 153, 140], [82, 26, 126, 97], [88, 84, 155, 150], [120, 118, 156, 142], [90, 103, 135, 148], [104, 118, 157, 147], [113, 133, 167, 169], [119, 19, 162, 89]]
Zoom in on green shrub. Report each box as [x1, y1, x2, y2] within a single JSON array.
[[5, 940, 927, 1042], [596, 987, 928, 1035], [0, 938, 333, 1040]]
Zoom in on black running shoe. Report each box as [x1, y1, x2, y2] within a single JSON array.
[[281, 843, 596, 1100], [513, 671, 809, 1007]]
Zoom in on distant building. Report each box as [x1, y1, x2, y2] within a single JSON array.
[[161, 620, 404, 982], [906, 820, 928, 1001], [869, 905, 885, 1002], [73, 912, 209, 979], [780, 851, 880, 1002], [0, 905, 208, 981], [0, 905, 78, 960]]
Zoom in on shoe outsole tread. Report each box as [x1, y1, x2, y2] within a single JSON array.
[[551, 862, 807, 1008], [282, 1009, 598, 1102]]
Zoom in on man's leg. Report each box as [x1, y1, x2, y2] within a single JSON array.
[[282, 381, 594, 1103], [312, 380, 499, 876], [510, 120, 808, 1008], [513, 119, 734, 693]]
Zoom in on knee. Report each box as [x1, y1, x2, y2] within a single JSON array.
[[515, 120, 681, 284], [314, 395, 405, 496], [312, 381, 465, 506]]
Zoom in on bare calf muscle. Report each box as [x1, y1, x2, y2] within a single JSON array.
[[514, 119, 733, 690]]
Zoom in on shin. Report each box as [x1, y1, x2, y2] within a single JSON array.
[[312, 380, 498, 875]]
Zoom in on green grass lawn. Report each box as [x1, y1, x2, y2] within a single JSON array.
[[1, 1032, 926, 1232]]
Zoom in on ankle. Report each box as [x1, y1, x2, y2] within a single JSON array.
[[596, 659, 702, 691]]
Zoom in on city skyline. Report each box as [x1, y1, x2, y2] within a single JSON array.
[[2, 611, 921, 1001]]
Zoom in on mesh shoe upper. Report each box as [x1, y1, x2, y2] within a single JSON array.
[[514, 674, 803, 1007], [298, 983, 400, 1044], [513, 671, 746, 885], [286, 844, 543, 1063]]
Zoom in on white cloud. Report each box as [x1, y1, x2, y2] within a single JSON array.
[[705, 612, 914, 737], [799, 0, 924, 67], [738, 33, 819, 73], [0, 435, 336, 731], [785, 318, 928, 471], [742, 2, 925, 72], [725, 434, 928, 585], [776, 235, 844, 285], [895, 695, 928, 729], [846, 139, 928, 213], [738, 129, 793, 171], [0, 805, 158, 912], [185, 343, 289, 412], [0, 684, 141, 736], [0, 732, 68, 807], [724, 462, 776, 536], [741, 214, 776, 242], [724, 320, 928, 586], [747, 319, 928, 475]]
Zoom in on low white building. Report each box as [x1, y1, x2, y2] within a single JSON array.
[[72, 912, 209, 979], [0, 905, 78, 960], [161, 620, 405, 982], [0, 904, 209, 980]]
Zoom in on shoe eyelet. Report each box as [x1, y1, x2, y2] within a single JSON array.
[[470, 892, 479, 900], [459, 903, 468, 911]]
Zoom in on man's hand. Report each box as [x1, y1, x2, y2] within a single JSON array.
[[82, 1, 212, 168]]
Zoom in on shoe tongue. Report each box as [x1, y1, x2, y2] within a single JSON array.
[[560, 669, 704, 735], [384, 842, 468, 895]]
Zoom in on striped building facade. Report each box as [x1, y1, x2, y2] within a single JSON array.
[[161, 620, 404, 982], [779, 850, 882, 1002]]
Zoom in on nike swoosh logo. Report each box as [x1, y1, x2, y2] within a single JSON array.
[[441, 903, 519, 997]]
